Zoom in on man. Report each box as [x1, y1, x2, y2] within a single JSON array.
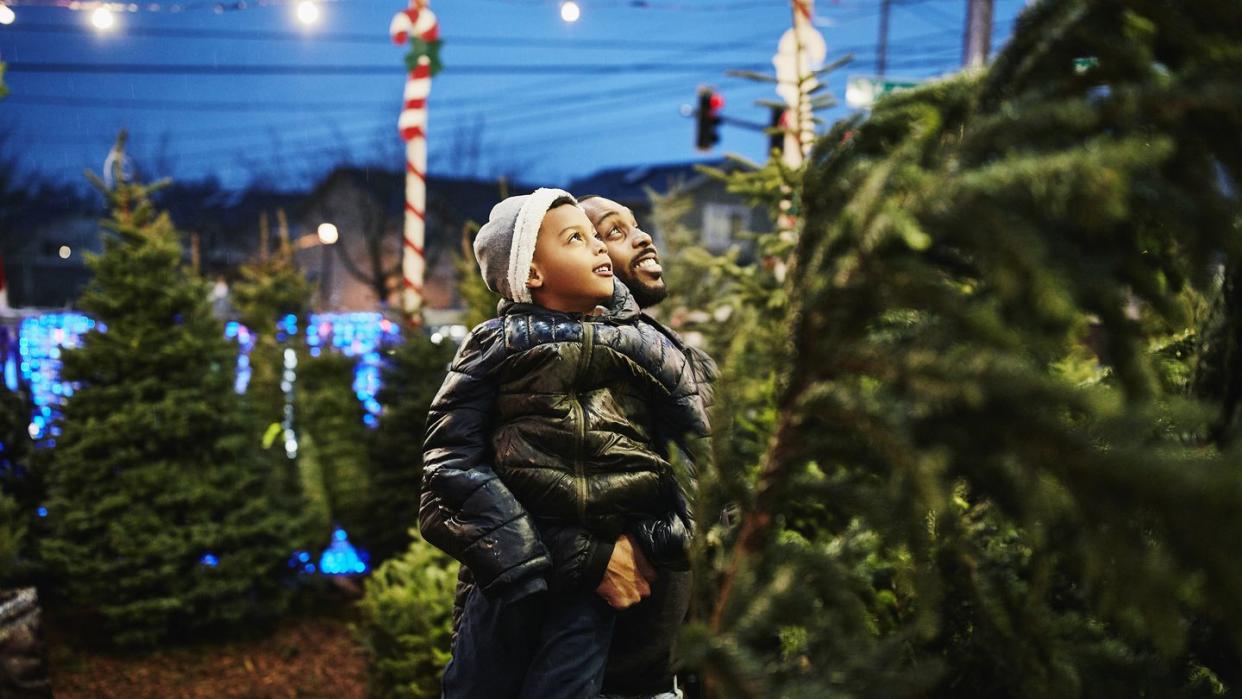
[[580, 195, 717, 699], [580, 196, 668, 309]]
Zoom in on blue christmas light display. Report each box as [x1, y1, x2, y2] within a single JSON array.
[[306, 313, 401, 429], [225, 321, 257, 394], [18, 313, 95, 445], [1, 326, 19, 392], [199, 553, 220, 567], [11, 311, 404, 444], [318, 527, 369, 576]]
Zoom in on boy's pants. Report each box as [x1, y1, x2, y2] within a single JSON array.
[[442, 584, 616, 699]]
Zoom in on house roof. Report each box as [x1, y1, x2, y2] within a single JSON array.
[[302, 166, 534, 227], [566, 158, 731, 206]]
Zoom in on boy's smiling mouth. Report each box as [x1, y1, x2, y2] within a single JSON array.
[[593, 262, 614, 277]]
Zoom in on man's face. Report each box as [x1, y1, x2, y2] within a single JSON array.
[[581, 197, 668, 308], [527, 203, 614, 313]]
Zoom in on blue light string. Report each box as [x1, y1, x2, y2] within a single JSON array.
[[17, 313, 95, 446], [306, 313, 401, 429], [318, 527, 368, 576], [225, 320, 257, 394]]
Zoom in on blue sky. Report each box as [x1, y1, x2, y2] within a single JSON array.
[[0, 0, 1029, 192]]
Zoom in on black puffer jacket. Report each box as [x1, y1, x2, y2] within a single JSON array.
[[420, 283, 710, 600]]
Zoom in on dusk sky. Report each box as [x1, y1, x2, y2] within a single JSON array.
[[1, 0, 1028, 192]]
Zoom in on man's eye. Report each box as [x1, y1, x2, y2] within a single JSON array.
[[608, 226, 624, 240]]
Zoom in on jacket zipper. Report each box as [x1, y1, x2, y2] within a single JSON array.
[[573, 321, 594, 524]]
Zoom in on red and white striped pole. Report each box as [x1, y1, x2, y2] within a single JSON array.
[[390, 0, 440, 325], [771, 0, 825, 272]]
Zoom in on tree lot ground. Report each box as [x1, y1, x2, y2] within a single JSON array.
[[45, 603, 368, 699]]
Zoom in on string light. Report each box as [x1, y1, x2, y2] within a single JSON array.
[[281, 341, 298, 459], [18, 313, 94, 445], [306, 312, 401, 429], [90, 5, 115, 30], [294, 0, 317, 24], [559, 0, 580, 23], [0, 4, 16, 24], [225, 320, 256, 394], [318, 527, 368, 575]]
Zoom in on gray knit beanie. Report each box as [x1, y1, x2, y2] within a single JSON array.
[[473, 187, 578, 304]]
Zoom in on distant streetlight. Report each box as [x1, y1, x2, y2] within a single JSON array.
[[560, 1, 580, 23], [296, 0, 320, 25], [58, 246, 71, 260], [317, 223, 339, 245], [0, 4, 15, 25], [91, 6, 115, 31]]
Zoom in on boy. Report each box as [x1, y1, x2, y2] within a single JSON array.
[[421, 188, 709, 698]]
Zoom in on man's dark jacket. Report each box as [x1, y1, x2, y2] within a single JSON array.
[[420, 283, 712, 606]]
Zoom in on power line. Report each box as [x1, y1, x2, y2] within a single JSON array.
[[5, 93, 400, 112], [0, 22, 777, 50], [5, 61, 772, 75]]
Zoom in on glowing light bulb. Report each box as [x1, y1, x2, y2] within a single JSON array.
[[91, 6, 115, 30], [317, 222, 339, 245], [0, 4, 16, 25], [58, 245, 71, 259], [296, 0, 319, 24], [560, 0, 580, 23]]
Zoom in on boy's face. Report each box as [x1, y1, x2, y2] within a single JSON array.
[[527, 204, 614, 313]]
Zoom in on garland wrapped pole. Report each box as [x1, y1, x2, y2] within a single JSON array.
[[769, 0, 824, 275], [390, 0, 442, 325]]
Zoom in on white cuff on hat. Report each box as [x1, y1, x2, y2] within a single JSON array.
[[506, 187, 572, 305]]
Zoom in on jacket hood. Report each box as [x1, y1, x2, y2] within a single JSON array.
[[496, 279, 641, 323]]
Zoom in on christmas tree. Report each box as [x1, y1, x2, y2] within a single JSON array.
[[364, 332, 455, 563], [41, 137, 299, 647], [681, 1, 1242, 695], [295, 351, 371, 545], [229, 211, 321, 551], [0, 387, 39, 587]]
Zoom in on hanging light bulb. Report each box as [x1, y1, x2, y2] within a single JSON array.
[[559, 0, 580, 23], [0, 4, 16, 25], [91, 6, 116, 31], [295, 0, 319, 24]]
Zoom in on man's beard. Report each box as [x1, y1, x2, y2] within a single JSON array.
[[619, 271, 668, 308]]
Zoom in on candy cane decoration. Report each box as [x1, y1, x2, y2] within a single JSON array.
[[390, 0, 441, 324], [770, 0, 824, 268]]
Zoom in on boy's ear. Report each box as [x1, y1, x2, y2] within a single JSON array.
[[526, 263, 544, 290]]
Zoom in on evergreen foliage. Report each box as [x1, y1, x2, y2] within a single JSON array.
[[679, 1, 1242, 695], [295, 352, 370, 543], [356, 528, 458, 699], [230, 217, 321, 551], [0, 388, 39, 586], [365, 333, 455, 564], [40, 143, 299, 647]]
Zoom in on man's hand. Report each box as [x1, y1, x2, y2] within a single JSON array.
[[595, 534, 658, 610]]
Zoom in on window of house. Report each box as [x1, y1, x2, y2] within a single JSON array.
[[702, 202, 750, 252]]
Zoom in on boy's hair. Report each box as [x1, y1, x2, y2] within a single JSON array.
[[548, 195, 577, 211], [473, 188, 580, 304]]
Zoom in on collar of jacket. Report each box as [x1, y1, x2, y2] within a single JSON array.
[[495, 279, 642, 324]]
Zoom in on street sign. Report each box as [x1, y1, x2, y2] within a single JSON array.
[[845, 75, 921, 109]]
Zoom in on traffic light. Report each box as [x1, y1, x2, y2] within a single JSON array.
[[695, 88, 723, 151], [769, 106, 786, 156]]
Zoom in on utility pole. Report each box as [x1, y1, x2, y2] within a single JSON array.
[[963, 0, 994, 69], [877, 0, 892, 77]]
